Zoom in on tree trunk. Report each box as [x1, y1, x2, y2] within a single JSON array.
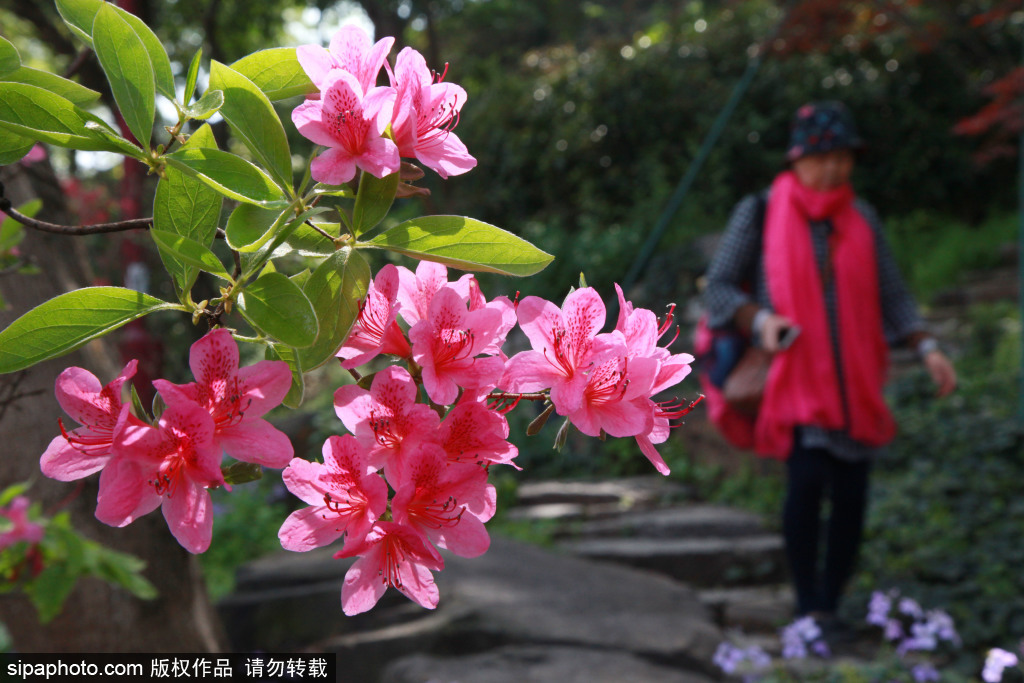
[[0, 160, 226, 652]]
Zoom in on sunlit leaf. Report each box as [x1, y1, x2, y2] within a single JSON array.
[[56, 0, 174, 99], [1, 66, 101, 107], [152, 124, 223, 295], [297, 247, 370, 371], [230, 48, 316, 101], [164, 147, 289, 207], [0, 37, 19, 78], [184, 48, 202, 105], [266, 344, 304, 408], [365, 215, 554, 277], [0, 83, 113, 151], [183, 89, 224, 121], [92, 3, 155, 149], [237, 272, 318, 348], [150, 230, 230, 280], [0, 287, 175, 373], [352, 170, 398, 236], [209, 60, 293, 192]]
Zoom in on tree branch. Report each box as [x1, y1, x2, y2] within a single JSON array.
[[0, 184, 154, 235]]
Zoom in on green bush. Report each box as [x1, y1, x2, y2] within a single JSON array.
[[850, 308, 1024, 674]]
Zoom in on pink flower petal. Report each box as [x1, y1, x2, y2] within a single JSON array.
[[278, 506, 346, 552], [216, 420, 293, 468], [311, 146, 358, 185], [162, 482, 213, 554]]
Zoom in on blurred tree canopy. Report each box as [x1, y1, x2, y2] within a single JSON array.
[[2, 0, 1019, 300]]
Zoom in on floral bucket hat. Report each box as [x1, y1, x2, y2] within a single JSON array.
[[786, 101, 864, 161]]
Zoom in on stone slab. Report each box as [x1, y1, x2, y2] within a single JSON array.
[[381, 645, 716, 683], [561, 535, 786, 587], [563, 505, 769, 540]]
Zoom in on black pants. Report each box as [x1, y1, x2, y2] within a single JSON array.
[[783, 438, 870, 616]]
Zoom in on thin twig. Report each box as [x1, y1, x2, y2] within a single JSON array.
[[0, 182, 153, 235], [62, 47, 92, 80], [305, 219, 335, 241]]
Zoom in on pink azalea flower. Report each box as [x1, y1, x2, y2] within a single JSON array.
[[278, 435, 388, 553], [501, 288, 623, 415], [568, 352, 658, 439], [613, 284, 697, 475], [438, 399, 519, 468], [296, 25, 394, 94], [388, 47, 476, 178], [408, 286, 506, 406], [292, 69, 399, 184], [395, 261, 474, 328], [40, 360, 139, 482], [99, 400, 224, 553], [337, 521, 444, 615], [333, 366, 440, 478], [0, 496, 45, 548], [337, 264, 411, 369], [153, 329, 294, 469], [391, 444, 494, 558]]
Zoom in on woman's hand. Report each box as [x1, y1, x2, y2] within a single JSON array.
[[757, 312, 796, 353], [924, 350, 957, 397]]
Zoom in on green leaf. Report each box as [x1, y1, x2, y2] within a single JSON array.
[[129, 383, 151, 423], [365, 215, 555, 277], [230, 48, 316, 101], [0, 127, 34, 165], [26, 561, 78, 623], [0, 37, 20, 78], [266, 344, 304, 408], [153, 124, 223, 295], [0, 198, 40, 251], [298, 247, 370, 371], [311, 182, 355, 198], [89, 545, 157, 600], [56, 0, 103, 43], [184, 48, 202, 105], [1, 66, 101, 107], [237, 272, 318, 348], [0, 482, 31, 507], [150, 230, 230, 280], [56, 0, 174, 99], [0, 287, 175, 374], [83, 121, 147, 161], [287, 221, 336, 256], [0, 83, 111, 151], [225, 203, 285, 253], [93, 3, 155, 149], [221, 461, 263, 485], [352, 171, 398, 236], [164, 147, 288, 207], [183, 89, 223, 121], [208, 60, 292, 192], [238, 208, 331, 279]]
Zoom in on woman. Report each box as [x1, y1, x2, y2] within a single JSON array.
[[703, 101, 956, 630]]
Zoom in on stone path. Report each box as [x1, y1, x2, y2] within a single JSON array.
[[219, 476, 797, 682]]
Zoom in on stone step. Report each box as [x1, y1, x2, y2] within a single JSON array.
[[560, 534, 786, 588], [217, 547, 415, 651], [514, 476, 690, 508], [382, 645, 716, 683], [697, 584, 794, 633], [558, 505, 770, 541]]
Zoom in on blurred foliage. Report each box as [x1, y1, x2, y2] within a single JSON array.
[[849, 302, 1024, 675], [887, 210, 1018, 300]]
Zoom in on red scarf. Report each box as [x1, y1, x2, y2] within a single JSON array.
[[756, 171, 895, 457]]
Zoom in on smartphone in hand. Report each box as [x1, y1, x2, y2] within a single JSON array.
[[778, 325, 801, 350]]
